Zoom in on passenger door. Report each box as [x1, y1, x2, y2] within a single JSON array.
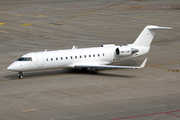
[[35, 53, 44, 68]]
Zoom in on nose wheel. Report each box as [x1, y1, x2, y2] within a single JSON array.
[[19, 72, 23, 79]]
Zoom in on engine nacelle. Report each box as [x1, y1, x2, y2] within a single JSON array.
[[115, 47, 139, 56]]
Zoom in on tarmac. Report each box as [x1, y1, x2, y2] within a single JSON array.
[[0, 0, 180, 120]]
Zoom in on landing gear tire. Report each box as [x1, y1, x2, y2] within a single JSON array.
[[81, 68, 87, 72], [91, 68, 98, 74], [19, 75, 23, 79], [19, 72, 23, 79]]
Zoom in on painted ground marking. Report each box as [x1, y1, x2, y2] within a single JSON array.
[[147, 59, 180, 72], [0, 23, 5, 25], [110, 110, 180, 120], [13, 15, 21, 17], [0, 30, 9, 33], [21, 109, 38, 113], [22, 23, 32, 25], [37, 15, 44, 17]]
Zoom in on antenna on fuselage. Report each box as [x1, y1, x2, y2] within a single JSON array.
[[72, 45, 77, 49]]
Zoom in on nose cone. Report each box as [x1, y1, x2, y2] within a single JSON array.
[[7, 64, 17, 71], [7, 65, 13, 70], [7, 62, 22, 72]]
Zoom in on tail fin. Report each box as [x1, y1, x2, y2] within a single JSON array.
[[132, 25, 172, 47]]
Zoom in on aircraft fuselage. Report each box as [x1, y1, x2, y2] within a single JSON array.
[[7, 45, 149, 72]]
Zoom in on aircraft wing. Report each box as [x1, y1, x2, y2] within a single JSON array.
[[75, 58, 147, 69]]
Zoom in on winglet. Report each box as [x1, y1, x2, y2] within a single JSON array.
[[139, 58, 148, 68]]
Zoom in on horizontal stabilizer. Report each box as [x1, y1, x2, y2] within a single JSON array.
[[75, 58, 147, 69], [148, 26, 172, 30]]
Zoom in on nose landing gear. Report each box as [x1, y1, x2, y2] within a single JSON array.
[[19, 72, 23, 79]]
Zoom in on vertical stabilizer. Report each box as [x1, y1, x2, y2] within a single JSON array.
[[132, 25, 172, 47]]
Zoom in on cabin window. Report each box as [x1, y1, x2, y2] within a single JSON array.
[[71, 56, 73, 59], [51, 58, 53, 61], [61, 57, 63, 60], [66, 57, 68, 60], [56, 58, 58, 60], [102, 53, 105, 56], [93, 54, 95, 57], [98, 54, 100, 57], [84, 55, 86, 58], [89, 55, 91, 57], [75, 56, 77, 59], [80, 55, 82, 58], [46, 58, 48, 61]]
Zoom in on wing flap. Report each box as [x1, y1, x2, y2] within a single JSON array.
[[75, 58, 147, 69]]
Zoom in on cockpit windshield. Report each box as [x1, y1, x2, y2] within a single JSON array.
[[17, 57, 32, 61]]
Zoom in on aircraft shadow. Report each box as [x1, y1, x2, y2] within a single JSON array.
[[4, 68, 135, 80], [65, 68, 135, 78]]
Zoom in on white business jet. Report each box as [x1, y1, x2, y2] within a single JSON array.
[[7, 25, 171, 79]]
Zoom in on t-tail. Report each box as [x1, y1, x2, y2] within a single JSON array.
[[132, 25, 172, 47]]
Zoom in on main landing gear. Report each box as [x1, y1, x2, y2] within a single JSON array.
[[81, 68, 88, 72], [81, 68, 98, 74], [19, 72, 23, 79], [91, 68, 98, 74]]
